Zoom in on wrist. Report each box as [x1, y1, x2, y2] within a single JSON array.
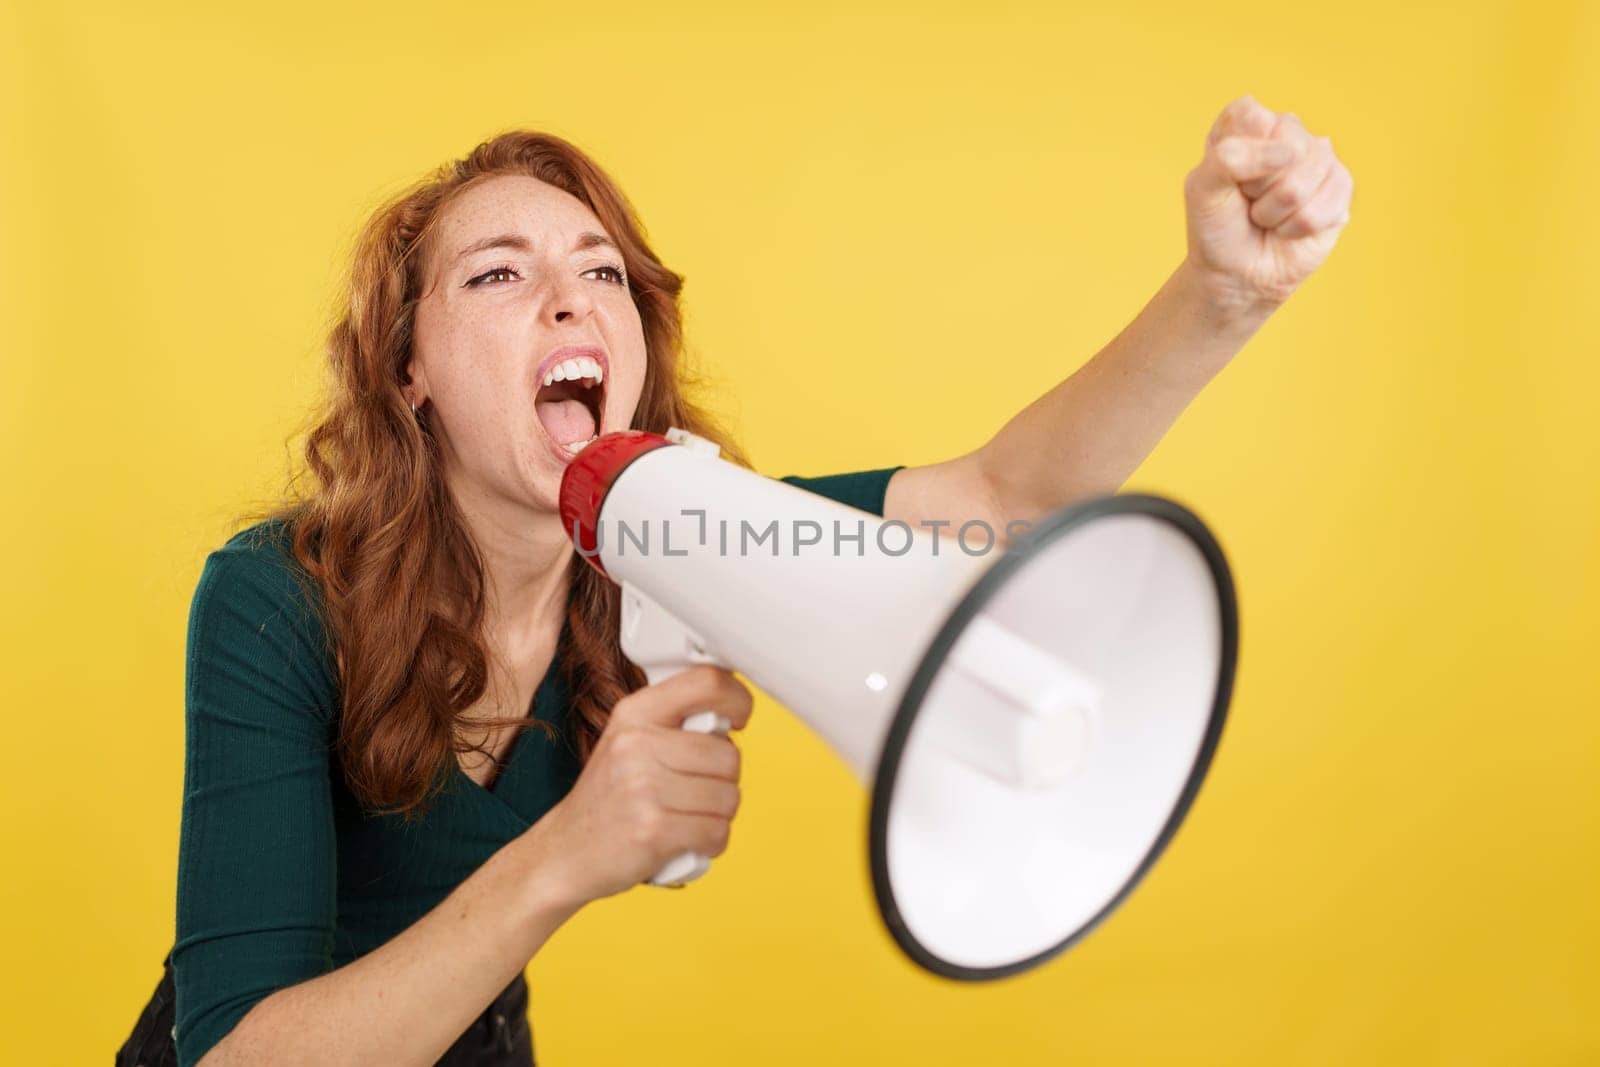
[[1117, 259, 1271, 393], [503, 812, 588, 923], [1173, 254, 1283, 340]]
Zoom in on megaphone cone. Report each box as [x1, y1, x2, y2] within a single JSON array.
[[560, 428, 1237, 979]]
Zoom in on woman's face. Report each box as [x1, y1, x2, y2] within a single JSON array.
[[409, 175, 647, 514]]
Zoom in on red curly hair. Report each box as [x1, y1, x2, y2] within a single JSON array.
[[246, 130, 747, 819]]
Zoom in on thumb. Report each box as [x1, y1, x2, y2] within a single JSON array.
[[1188, 136, 1297, 211]]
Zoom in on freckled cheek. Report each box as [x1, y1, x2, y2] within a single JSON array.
[[442, 322, 527, 405], [606, 372, 646, 429], [429, 372, 526, 443], [596, 308, 649, 424], [599, 350, 646, 422]]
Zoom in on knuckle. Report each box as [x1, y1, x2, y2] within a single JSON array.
[[687, 664, 725, 702], [721, 669, 750, 699], [609, 693, 643, 726], [1314, 188, 1347, 227], [633, 807, 662, 844], [609, 728, 642, 760], [1282, 170, 1318, 209], [621, 748, 655, 784], [625, 768, 656, 805]]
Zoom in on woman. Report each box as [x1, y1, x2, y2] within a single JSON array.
[[121, 94, 1350, 1066]]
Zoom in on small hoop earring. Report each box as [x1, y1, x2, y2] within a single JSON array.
[[410, 399, 417, 417]]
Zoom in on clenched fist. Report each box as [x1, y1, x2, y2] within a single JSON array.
[[1183, 94, 1355, 316], [531, 665, 754, 906]]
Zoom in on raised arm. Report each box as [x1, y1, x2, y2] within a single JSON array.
[[883, 95, 1354, 536]]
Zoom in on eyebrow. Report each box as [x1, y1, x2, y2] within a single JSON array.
[[453, 230, 618, 262]]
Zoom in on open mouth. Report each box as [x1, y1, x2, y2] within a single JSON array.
[[534, 354, 606, 456]]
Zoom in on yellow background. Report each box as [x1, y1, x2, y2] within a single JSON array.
[[3, 2, 1595, 1063]]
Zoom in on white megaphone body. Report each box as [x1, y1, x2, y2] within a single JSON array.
[[559, 428, 1237, 980]]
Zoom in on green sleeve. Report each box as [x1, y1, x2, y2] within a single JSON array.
[[778, 465, 905, 518], [172, 527, 340, 1067]]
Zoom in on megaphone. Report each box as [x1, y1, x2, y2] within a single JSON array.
[[559, 428, 1237, 980]]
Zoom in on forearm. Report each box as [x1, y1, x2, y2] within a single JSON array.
[[978, 257, 1274, 520], [199, 822, 582, 1066]]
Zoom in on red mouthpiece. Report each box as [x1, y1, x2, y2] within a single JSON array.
[[558, 430, 672, 576]]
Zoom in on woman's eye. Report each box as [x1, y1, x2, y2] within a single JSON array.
[[466, 265, 520, 287], [586, 264, 627, 286], [466, 264, 626, 288]]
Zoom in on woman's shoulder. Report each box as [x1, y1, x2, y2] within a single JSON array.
[[190, 514, 337, 704], [201, 515, 321, 612], [212, 513, 301, 563]]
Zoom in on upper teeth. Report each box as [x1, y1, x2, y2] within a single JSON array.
[[543, 356, 603, 387]]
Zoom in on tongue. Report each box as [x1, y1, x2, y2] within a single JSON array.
[[535, 397, 597, 445]]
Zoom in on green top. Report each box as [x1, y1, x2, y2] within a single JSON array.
[[172, 465, 904, 1066]]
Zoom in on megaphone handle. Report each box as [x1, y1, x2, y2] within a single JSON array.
[[646, 707, 733, 887]]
